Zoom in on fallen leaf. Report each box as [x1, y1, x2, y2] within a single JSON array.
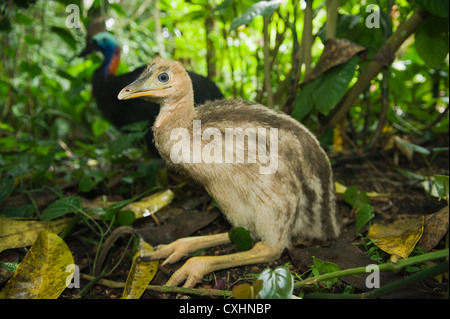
[[0, 230, 74, 299], [367, 216, 425, 259], [122, 239, 159, 299], [0, 218, 71, 253], [126, 189, 174, 219], [335, 182, 389, 198], [232, 280, 263, 299], [417, 206, 449, 251]]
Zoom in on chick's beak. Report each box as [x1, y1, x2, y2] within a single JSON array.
[[118, 77, 157, 100]]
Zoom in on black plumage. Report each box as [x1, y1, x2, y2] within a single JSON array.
[[79, 32, 223, 154]]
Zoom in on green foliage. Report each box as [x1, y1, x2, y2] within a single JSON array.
[[309, 257, 341, 288], [257, 266, 294, 299], [415, 16, 449, 68], [292, 56, 359, 121], [343, 186, 375, 233], [230, 0, 282, 31], [41, 195, 82, 221], [228, 226, 253, 251]]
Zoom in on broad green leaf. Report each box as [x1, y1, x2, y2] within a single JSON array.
[[228, 227, 253, 251], [355, 205, 375, 233], [343, 186, 370, 210], [414, 0, 449, 18], [115, 210, 136, 226], [291, 80, 317, 121], [232, 280, 263, 299], [258, 266, 293, 299], [434, 175, 449, 202], [312, 57, 358, 115], [368, 216, 425, 259], [0, 218, 71, 253], [415, 16, 449, 68], [49, 26, 77, 50], [41, 196, 83, 221], [230, 0, 282, 30], [126, 189, 174, 219], [107, 131, 147, 155], [310, 257, 340, 287], [121, 120, 150, 132], [91, 119, 110, 137], [122, 239, 159, 299], [0, 230, 74, 299]]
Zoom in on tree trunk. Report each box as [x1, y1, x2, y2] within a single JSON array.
[[263, 16, 274, 107], [205, 1, 217, 79], [326, 0, 339, 40], [302, 0, 313, 81]]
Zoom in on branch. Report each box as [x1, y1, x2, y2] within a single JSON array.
[[321, 8, 429, 134], [79, 273, 233, 297], [294, 248, 448, 292]]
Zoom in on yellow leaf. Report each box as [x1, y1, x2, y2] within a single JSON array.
[[126, 189, 174, 219], [335, 182, 389, 198], [333, 124, 344, 153], [0, 230, 74, 299], [335, 181, 348, 194], [122, 239, 159, 299], [367, 216, 425, 259], [0, 218, 71, 253]]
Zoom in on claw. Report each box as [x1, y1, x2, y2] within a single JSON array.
[[166, 257, 209, 288]]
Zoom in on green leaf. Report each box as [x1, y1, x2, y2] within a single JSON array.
[[312, 57, 358, 115], [355, 205, 375, 233], [92, 119, 110, 137], [228, 227, 253, 251], [414, 0, 449, 18], [415, 16, 449, 68], [291, 80, 317, 121], [230, 0, 282, 30], [107, 131, 147, 155], [434, 175, 449, 202], [343, 186, 371, 210], [310, 257, 340, 287], [41, 196, 83, 221], [394, 138, 431, 156], [0, 176, 14, 204], [49, 26, 77, 50], [24, 35, 40, 45], [121, 120, 149, 132], [115, 210, 136, 226], [258, 266, 294, 299]]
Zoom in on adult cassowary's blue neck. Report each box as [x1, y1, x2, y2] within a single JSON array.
[[101, 45, 120, 78]]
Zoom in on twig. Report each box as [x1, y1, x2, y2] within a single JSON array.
[[303, 261, 448, 299], [79, 249, 448, 299], [294, 249, 448, 289], [79, 273, 233, 298]]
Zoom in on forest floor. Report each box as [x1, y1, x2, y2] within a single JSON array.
[[4, 135, 447, 300]]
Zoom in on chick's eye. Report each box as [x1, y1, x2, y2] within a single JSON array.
[[158, 73, 169, 83]]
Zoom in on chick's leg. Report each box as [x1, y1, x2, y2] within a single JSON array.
[[142, 233, 231, 266], [167, 242, 280, 288]]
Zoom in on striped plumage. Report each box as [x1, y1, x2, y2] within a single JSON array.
[[118, 57, 340, 287]]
